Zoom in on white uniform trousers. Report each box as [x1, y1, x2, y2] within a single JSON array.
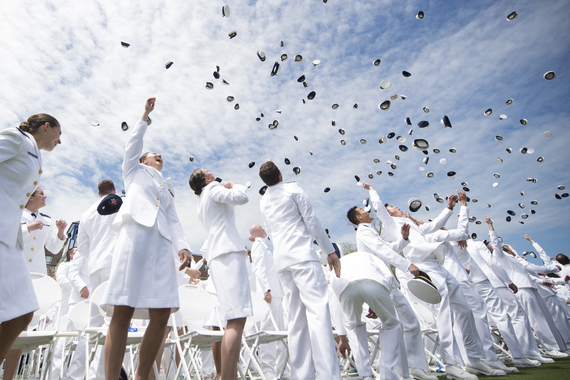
[[87, 267, 111, 380], [340, 280, 408, 380], [390, 286, 429, 370], [458, 281, 498, 361], [278, 261, 341, 380], [543, 295, 570, 347], [258, 295, 288, 375], [516, 288, 567, 351], [492, 286, 540, 357], [411, 260, 484, 366]]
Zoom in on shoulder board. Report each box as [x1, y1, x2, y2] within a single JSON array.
[[286, 181, 296, 184], [39, 213, 51, 218]]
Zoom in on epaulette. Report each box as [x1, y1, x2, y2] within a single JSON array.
[[16, 127, 31, 140], [39, 212, 51, 218]]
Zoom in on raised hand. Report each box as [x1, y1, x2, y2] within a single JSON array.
[[457, 189, 468, 206], [401, 223, 410, 240], [447, 194, 458, 209], [361, 182, 373, 190]]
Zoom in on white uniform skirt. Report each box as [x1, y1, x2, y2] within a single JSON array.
[[102, 219, 179, 319], [0, 242, 39, 323], [209, 251, 253, 321]]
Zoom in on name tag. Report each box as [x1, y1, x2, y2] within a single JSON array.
[[28, 151, 38, 158]]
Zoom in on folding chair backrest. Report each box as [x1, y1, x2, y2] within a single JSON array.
[[249, 291, 270, 324], [411, 301, 437, 328], [67, 300, 92, 331], [89, 280, 109, 318], [178, 285, 216, 321], [31, 272, 62, 315]]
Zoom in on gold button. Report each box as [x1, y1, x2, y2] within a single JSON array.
[[159, 184, 163, 187], [155, 204, 158, 207], [20, 205, 24, 209], [29, 259, 32, 262], [39, 170, 43, 174], [156, 197, 159, 200], [33, 181, 38, 186], [33, 237, 36, 240], [31, 248, 34, 251], [26, 193, 31, 197]]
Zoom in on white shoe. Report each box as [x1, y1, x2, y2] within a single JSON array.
[[446, 365, 479, 380], [528, 355, 555, 363], [545, 350, 569, 358], [410, 368, 438, 380], [512, 358, 541, 367], [485, 360, 519, 373], [465, 361, 506, 376]]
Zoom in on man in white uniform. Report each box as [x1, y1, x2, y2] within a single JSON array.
[[249, 224, 287, 380], [347, 188, 436, 380], [486, 220, 568, 358], [21, 187, 67, 273], [75, 179, 121, 379], [362, 183, 503, 379], [330, 251, 412, 380], [103, 98, 191, 380], [258, 161, 342, 380]]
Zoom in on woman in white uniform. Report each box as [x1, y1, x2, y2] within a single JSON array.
[[0, 113, 62, 365], [102, 98, 191, 380], [189, 168, 252, 380]]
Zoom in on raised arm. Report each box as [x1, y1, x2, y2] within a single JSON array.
[[123, 98, 154, 179], [418, 195, 456, 235], [525, 233, 559, 269], [358, 225, 413, 273], [209, 183, 249, 206], [363, 182, 398, 237]]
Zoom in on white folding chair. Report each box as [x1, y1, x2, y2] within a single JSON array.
[[242, 292, 289, 379], [11, 273, 62, 380], [172, 285, 224, 380]]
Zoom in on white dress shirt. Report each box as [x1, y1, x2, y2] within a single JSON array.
[[77, 198, 117, 276], [260, 181, 334, 272], [489, 232, 536, 289], [369, 189, 452, 264], [21, 209, 64, 274], [0, 127, 43, 249], [251, 237, 283, 298], [112, 120, 188, 254], [197, 181, 248, 262], [355, 223, 411, 275]]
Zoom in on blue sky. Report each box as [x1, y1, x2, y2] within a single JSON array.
[[1, 0, 569, 263]]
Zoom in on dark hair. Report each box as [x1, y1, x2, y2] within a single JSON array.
[[189, 168, 208, 196], [19, 113, 60, 134], [556, 253, 569, 266], [347, 206, 361, 225], [98, 179, 115, 196], [384, 203, 390, 208], [259, 161, 281, 186], [139, 152, 150, 163]]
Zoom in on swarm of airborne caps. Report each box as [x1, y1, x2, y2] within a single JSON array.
[[114, 8, 558, 231]]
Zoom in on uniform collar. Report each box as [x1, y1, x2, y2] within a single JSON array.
[[23, 208, 37, 219]]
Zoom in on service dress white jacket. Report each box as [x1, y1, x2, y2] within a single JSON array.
[[21, 209, 65, 275], [251, 237, 283, 298], [0, 127, 42, 322], [260, 181, 334, 272], [77, 198, 117, 276]]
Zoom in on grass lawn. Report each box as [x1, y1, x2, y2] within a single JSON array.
[[477, 357, 570, 380]]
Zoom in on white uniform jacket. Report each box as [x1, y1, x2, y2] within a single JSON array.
[[369, 189, 452, 264], [251, 237, 283, 298], [489, 232, 536, 289], [197, 181, 248, 262], [427, 206, 471, 283], [112, 120, 188, 253], [464, 238, 512, 288], [330, 251, 394, 299], [21, 209, 64, 274], [68, 253, 90, 307], [77, 198, 117, 276], [260, 181, 334, 272], [0, 128, 42, 249], [355, 223, 411, 275]]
